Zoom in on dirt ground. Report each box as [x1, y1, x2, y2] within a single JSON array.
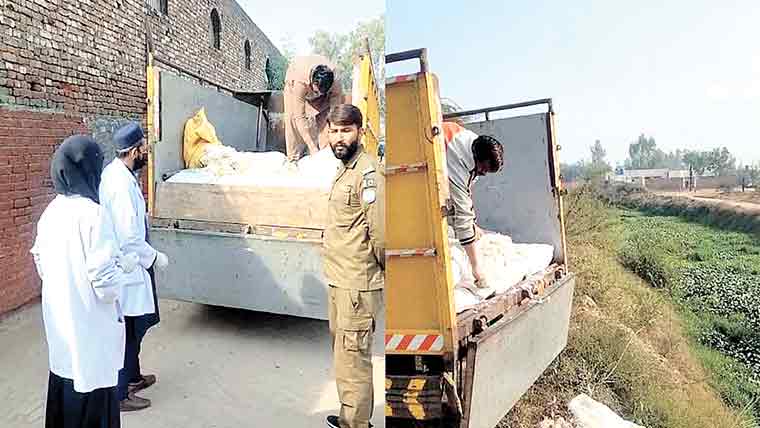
[[655, 189, 760, 212], [0, 299, 385, 428]]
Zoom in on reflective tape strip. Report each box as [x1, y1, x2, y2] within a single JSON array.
[[386, 248, 436, 257], [385, 334, 444, 352], [386, 73, 419, 84], [386, 162, 428, 175]]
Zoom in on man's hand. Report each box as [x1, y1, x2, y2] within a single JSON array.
[[472, 265, 489, 288], [464, 240, 488, 288], [154, 251, 169, 269], [474, 224, 484, 241]]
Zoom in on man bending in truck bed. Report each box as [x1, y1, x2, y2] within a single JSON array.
[[443, 121, 504, 289], [284, 55, 344, 163]]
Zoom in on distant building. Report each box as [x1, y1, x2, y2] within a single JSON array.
[[608, 168, 731, 191]]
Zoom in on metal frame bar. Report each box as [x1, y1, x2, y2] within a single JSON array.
[[386, 48, 429, 73], [152, 55, 237, 94], [443, 98, 553, 120]]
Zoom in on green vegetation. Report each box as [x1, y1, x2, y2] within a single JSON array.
[[309, 15, 385, 93], [613, 192, 760, 237], [503, 186, 754, 428], [618, 210, 760, 417]]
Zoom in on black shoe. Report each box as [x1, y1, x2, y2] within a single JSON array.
[[326, 415, 373, 428], [326, 415, 340, 428]]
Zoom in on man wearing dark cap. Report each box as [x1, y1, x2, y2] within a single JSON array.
[[284, 55, 344, 163], [99, 122, 169, 411]]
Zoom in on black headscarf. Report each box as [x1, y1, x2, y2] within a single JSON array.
[[51, 135, 104, 204]]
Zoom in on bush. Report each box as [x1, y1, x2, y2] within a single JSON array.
[[503, 188, 755, 428], [618, 211, 760, 419]]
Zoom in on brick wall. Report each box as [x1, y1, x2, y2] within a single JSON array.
[[0, 0, 281, 314], [0, 109, 86, 314]]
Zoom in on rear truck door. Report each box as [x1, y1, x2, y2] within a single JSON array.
[[385, 49, 459, 424], [351, 38, 382, 159], [444, 101, 575, 428]]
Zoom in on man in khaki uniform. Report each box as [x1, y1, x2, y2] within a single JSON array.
[[284, 55, 344, 162], [323, 104, 384, 428]]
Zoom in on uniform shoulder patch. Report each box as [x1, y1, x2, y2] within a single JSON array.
[[362, 187, 376, 204]]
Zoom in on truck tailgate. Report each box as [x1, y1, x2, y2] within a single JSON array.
[[460, 274, 575, 428]]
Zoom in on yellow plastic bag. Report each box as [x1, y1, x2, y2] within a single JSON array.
[[183, 108, 222, 168]]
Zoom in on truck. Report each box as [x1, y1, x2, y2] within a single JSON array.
[[384, 49, 576, 428], [144, 44, 381, 320]]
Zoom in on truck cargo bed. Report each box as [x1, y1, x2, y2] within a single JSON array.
[[150, 225, 328, 320], [155, 181, 329, 230]]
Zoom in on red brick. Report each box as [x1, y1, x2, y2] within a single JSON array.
[[13, 215, 31, 225], [13, 198, 30, 209]]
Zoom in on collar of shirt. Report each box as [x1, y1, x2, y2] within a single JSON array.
[[338, 146, 365, 172], [111, 157, 138, 184]]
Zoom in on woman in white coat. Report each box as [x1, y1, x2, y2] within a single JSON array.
[[31, 135, 137, 428]]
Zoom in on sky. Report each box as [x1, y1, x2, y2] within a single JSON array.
[[238, 0, 384, 56], [386, 0, 760, 167]]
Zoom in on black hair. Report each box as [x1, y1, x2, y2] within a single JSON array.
[[472, 135, 504, 172], [327, 104, 363, 128], [311, 64, 335, 95]]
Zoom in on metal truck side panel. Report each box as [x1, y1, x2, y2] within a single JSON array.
[[154, 71, 261, 184], [466, 113, 565, 263], [386, 73, 457, 356], [352, 47, 382, 158], [462, 275, 575, 428], [152, 228, 328, 320]]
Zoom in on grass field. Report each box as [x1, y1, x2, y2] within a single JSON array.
[[618, 209, 760, 418], [502, 186, 757, 428]]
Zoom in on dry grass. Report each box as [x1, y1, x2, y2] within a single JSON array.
[[664, 189, 760, 206], [500, 186, 756, 428]]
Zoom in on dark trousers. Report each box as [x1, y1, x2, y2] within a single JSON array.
[[116, 317, 143, 400], [116, 267, 159, 400]]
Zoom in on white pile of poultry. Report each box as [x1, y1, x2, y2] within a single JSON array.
[[168, 147, 342, 189], [450, 231, 554, 313]]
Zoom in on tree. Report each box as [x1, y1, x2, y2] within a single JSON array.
[[266, 37, 296, 90], [440, 97, 463, 115], [591, 140, 606, 164], [561, 162, 584, 183], [749, 164, 760, 187], [663, 149, 685, 169], [682, 150, 709, 175], [440, 97, 479, 124], [586, 140, 611, 181], [738, 164, 759, 189], [706, 147, 736, 176], [624, 134, 666, 169], [309, 15, 384, 94], [682, 147, 736, 176], [561, 140, 611, 184]]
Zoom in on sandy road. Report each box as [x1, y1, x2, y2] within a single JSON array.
[[0, 299, 385, 428]]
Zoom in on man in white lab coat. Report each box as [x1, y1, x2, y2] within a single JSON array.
[[32, 134, 137, 428], [99, 122, 169, 411]]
